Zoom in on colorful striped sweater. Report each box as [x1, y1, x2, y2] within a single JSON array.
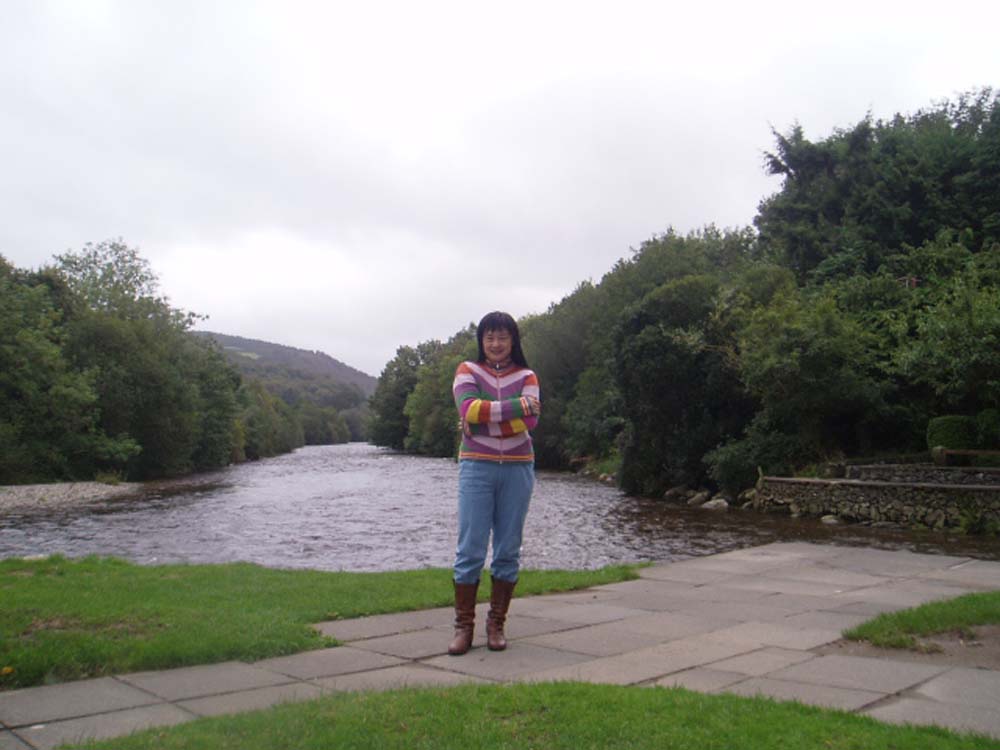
[[453, 360, 540, 462]]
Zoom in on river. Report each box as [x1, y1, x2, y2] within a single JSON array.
[[1, 443, 997, 570]]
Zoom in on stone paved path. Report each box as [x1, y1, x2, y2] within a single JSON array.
[[3, 542, 1000, 748]]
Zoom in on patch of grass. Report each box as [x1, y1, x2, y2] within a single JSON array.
[[844, 590, 1000, 649], [588, 450, 622, 478], [958, 509, 1000, 536], [0, 556, 638, 690], [69, 682, 998, 750]]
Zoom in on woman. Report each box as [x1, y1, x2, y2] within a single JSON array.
[[448, 311, 541, 655]]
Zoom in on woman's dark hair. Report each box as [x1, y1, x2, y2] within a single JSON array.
[[476, 311, 529, 367]]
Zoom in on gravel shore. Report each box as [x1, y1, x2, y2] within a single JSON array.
[[0, 481, 144, 513]]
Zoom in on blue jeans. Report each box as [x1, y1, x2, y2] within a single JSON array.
[[454, 459, 535, 584]]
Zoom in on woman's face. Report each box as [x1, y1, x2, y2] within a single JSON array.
[[482, 328, 513, 365]]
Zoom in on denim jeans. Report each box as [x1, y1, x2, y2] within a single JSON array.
[[453, 459, 535, 584]]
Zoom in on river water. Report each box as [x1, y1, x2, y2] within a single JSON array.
[[1, 443, 997, 570]]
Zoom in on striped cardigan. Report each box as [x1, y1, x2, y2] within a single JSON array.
[[453, 360, 540, 462]]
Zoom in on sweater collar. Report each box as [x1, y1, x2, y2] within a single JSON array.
[[484, 358, 514, 374]]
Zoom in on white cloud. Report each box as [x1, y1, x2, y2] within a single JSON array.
[[2, 0, 998, 374]]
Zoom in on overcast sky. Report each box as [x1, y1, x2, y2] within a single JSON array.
[[3, 1, 998, 376]]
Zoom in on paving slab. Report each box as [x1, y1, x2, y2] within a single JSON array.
[[588, 579, 724, 611], [824, 599, 908, 617], [316, 665, 489, 692], [14, 704, 193, 750], [778, 610, 872, 632], [672, 553, 794, 574], [666, 599, 799, 623], [612, 577, 770, 606], [520, 637, 757, 686], [177, 681, 323, 717], [914, 667, 1000, 710], [891, 578, 984, 598], [706, 647, 816, 677], [652, 668, 749, 692], [647, 557, 769, 575], [520, 620, 669, 656], [603, 610, 728, 641], [255, 646, 405, 680], [634, 563, 736, 585], [719, 542, 845, 561], [0, 732, 31, 750], [720, 576, 856, 597], [510, 600, 648, 625], [423, 642, 592, 682], [702, 545, 839, 571], [705, 622, 843, 651], [501, 615, 585, 640], [769, 654, 947, 693], [423, 614, 581, 645], [118, 661, 293, 701], [762, 563, 893, 589], [724, 676, 885, 711], [924, 559, 1000, 588], [589, 590, 694, 613], [353, 628, 465, 659], [826, 548, 969, 577], [760, 592, 857, 613], [531, 588, 626, 604], [0, 677, 159, 727], [660, 585, 773, 604], [864, 696, 1000, 739], [827, 584, 959, 610], [314, 607, 452, 641]]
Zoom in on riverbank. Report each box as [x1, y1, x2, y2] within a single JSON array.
[[0, 481, 143, 513]]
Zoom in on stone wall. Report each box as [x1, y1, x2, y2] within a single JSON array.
[[754, 476, 1000, 529], [844, 464, 1000, 486]]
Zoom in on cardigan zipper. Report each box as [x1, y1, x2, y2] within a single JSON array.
[[496, 370, 504, 463]]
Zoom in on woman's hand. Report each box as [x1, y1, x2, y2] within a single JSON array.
[[525, 396, 541, 417]]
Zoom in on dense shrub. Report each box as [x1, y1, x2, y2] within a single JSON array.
[[976, 409, 1000, 448], [926, 415, 977, 450]]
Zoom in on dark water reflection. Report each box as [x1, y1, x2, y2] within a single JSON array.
[[1, 444, 998, 570]]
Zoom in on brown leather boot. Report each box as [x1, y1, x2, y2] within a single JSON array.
[[448, 580, 479, 655], [486, 576, 516, 651]]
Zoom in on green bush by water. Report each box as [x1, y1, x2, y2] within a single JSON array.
[[926, 415, 978, 451]]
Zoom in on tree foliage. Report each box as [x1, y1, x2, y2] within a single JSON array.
[[0, 241, 309, 484], [372, 87, 1000, 495], [0, 257, 140, 481]]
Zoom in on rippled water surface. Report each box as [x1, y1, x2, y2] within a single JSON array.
[[2, 444, 998, 570]]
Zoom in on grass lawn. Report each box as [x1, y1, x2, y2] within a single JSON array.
[[0, 555, 638, 690], [845, 590, 1000, 649], [66, 681, 999, 750]]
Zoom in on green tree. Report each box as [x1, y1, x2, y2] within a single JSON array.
[[368, 344, 430, 450], [403, 328, 475, 457], [240, 380, 304, 460], [733, 291, 887, 462], [56, 240, 243, 478], [300, 402, 350, 445], [757, 88, 1000, 281], [0, 256, 138, 482], [615, 275, 753, 495], [895, 273, 1000, 413]]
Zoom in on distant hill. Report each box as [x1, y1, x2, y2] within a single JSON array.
[[195, 332, 377, 397]]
